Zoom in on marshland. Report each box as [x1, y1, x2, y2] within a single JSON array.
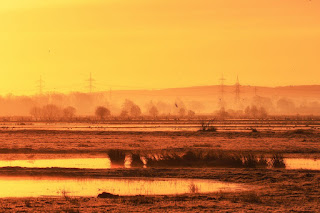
[[2, 0, 320, 212], [0, 119, 319, 212]]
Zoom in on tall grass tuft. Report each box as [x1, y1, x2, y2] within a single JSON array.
[[243, 154, 259, 168], [189, 183, 199, 193], [144, 150, 280, 168], [199, 120, 217, 132], [257, 155, 268, 167], [271, 154, 286, 168], [131, 153, 144, 167]]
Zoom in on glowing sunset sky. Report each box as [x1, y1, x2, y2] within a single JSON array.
[[0, 0, 319, 95]]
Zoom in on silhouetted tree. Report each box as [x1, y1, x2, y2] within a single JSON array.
[[122, 99, 141, 118], [95, 106, 110, 120], [120, 110, 129, 118], [149, 105, 159, 118], [277, 98, 296, 114], [244, 105, 268, 118], [178, 108, 186, 117], [187, 110, 195, 117], [63, 106, 76, 120], [130, 105, 141, 117], [42, 104, 62, 121], [30, 107, 42, 121], [258, 106, 268, 118], [250, 105, 259, 118]]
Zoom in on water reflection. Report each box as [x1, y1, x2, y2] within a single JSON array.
[[285, 158, 320, 170], [0, 157, 319, 170], [0, 158, 111, 169], [0, 177, 246, 198]]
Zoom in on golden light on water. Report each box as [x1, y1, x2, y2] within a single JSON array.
[[0, 177, 245, 197], [0, 158, 111, 169]]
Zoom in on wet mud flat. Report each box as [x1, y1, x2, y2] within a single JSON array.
[[0, 168, 319, 212]]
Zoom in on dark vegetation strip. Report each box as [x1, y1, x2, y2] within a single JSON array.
[[107, 149, 286, 169], [144, 151, 286, 168], [0, 147, 318, 156]]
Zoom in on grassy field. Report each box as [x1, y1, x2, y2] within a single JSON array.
[[0, 129, 319, 157]]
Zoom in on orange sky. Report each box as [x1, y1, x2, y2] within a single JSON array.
[[0, 0, 319, 95]]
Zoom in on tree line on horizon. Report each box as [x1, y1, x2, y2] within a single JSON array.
[[1, 91, 320, 121], [28, 99, 198, 121]]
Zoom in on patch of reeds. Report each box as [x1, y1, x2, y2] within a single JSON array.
[[218, 191, 262, 204], [143, 151, 285, 169], [289, 129, 313, 135], [199, 120, 217, 132], [107, 149, 126, 165], [61, 189, 80, 205], [271, 154, 286, 168], [119, 195, 155, 205], [189, 183, 199, 193], [238, 192, 262, 203], [131, 153, 144, 167], [146, 152, 184, 167], [243, 154, 268, 168], [24, 200, 32, 208], [191, 143, 212, 148]]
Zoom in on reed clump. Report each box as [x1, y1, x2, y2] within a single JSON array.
[[271, 154, 286, 168], [143, 151, 285, 169], [131, 153, 144, 167], [199, 120, 217, 132], [108, 149, 126, 165]]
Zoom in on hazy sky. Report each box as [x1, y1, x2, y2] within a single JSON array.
[[0, 0, 319, 95]]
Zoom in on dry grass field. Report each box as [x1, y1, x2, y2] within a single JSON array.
[[0, 129, 319, 156]]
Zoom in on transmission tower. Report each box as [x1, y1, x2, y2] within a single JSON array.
[[235, 76, 240, 104], [87, 72, 95, 93], [219, 74, 226, 108], [37, 75, 44, 95]]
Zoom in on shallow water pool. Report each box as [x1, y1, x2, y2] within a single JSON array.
[[0, 177, 247, 197]]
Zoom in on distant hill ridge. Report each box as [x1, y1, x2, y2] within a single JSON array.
[[108, 85, 320, 98]]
